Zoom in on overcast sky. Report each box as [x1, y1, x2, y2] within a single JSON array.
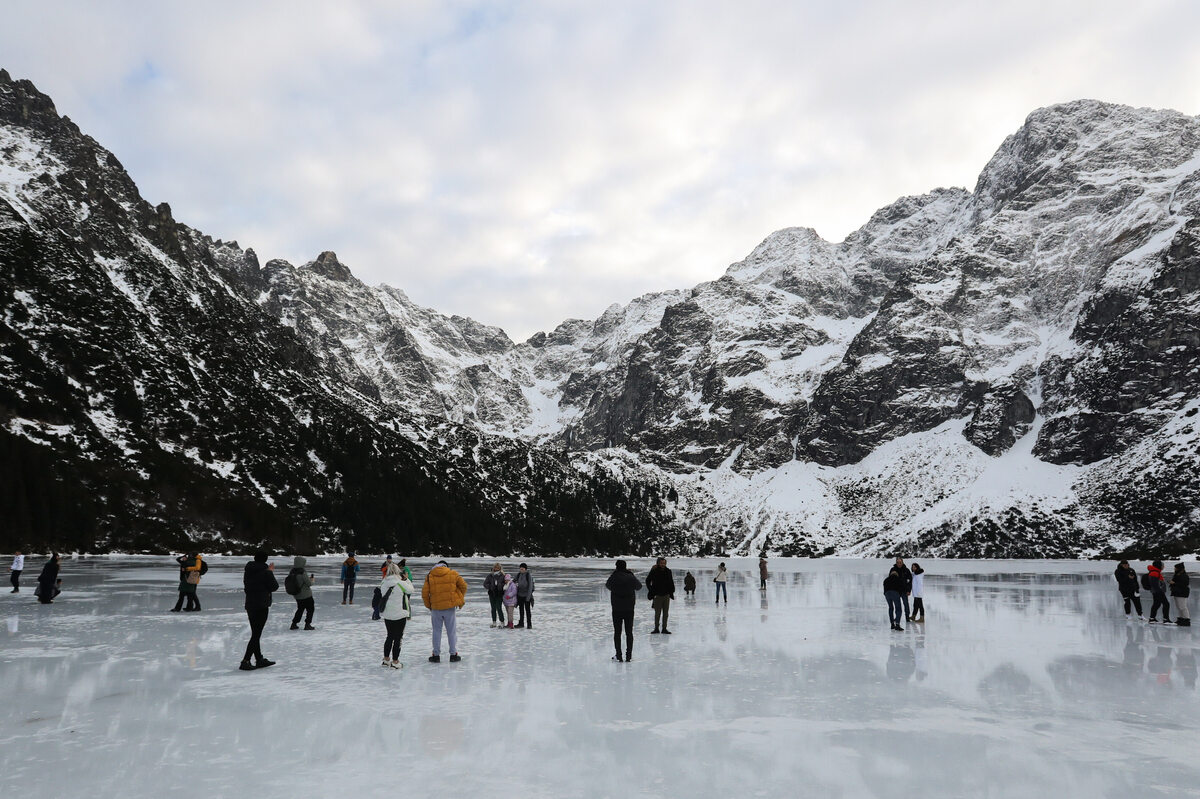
[[4, 1, 1198, 340]]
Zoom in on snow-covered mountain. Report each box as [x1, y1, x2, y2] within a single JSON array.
[[2, 68, 1197, 557]]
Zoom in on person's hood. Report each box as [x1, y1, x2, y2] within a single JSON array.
[[294, 556, 307, 569], [429, 564, 452, 578]]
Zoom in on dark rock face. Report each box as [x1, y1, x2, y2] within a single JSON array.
[[3, 70, 1200, 557]]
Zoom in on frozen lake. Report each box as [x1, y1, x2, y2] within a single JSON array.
[[1, 556, 1197, 798]]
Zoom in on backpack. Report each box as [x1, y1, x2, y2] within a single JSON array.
[[1140, 573, 1155, 591], [371, 585, 394, 620], [199, 560, 209, 576], [284, 569, 301, 596]]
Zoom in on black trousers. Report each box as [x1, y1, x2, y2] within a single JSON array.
[[243, 608, 269, 663], [10, 570, 20, 590], [517, 598, 532, 627], [172, 589, 200, 611], [342, 579, 356, 603], [1150, 592, 1171, 621], [613, 609, 634, 657], [911, 597, 924, 620], [383, 617, 407, 659], [1122, 593, 1143, 616], [292, 597, 314, 626]]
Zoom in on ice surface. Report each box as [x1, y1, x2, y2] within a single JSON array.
[[1, 557, 1198, 798]]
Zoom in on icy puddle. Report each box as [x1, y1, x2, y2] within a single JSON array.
[[1, 557, 1196, 798]]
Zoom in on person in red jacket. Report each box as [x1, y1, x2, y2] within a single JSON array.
[[1146, 561, 1172, 624]]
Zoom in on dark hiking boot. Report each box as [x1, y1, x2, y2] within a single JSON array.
[[170, 608, 182, 612], [428, 654, 441, 663], [304, 624, 315, 630], [612, 653, 623, 662], [290, 623, 300, 630], [449, 653, 462, 662], [662, 629, 672, 634], [239, 660, 256, 671], [516, 622, 525, 628], [256, 659, 275, 669], [651, 628, 660, 634]]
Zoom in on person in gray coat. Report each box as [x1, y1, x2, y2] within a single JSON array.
[[289, 556, 316, 630], [516, 563, 535, 629]]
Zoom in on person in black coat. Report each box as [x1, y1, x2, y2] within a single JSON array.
[[606, 560, 642, 662], [36, 554, 60, 604], [646, 558, 676, 634], [1170, 563, 1191, 627], [1113, 560, 1143, 619], [893, 558, 913, 621], [884, 567, 905, 631], [241, 551, 280, 670], [683, 572, 696, 596]]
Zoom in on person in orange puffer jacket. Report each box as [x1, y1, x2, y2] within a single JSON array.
[[421, 560, 468, 663]]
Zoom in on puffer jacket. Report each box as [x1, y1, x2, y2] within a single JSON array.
[[1147, 565, 1168, 595], [1170, 569, 1190, 598], [292, 556, 314, 600], [516, 570, 535, 599], [243, 561, 280, 610], [1114, 565, 1139, 597], [379, 574, 414, 620], [422, 564, 467, 610], [503, 578, 518, 607]]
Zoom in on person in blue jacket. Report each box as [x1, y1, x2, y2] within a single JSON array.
[[341, 551, 360, 605]]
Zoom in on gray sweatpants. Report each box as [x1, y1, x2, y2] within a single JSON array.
[[1174, 596, 1190, 620], [431, 608, 458, 655]]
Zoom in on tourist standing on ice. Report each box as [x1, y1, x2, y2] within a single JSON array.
[[1170, 563, 1190, 627], [171, 552, 204, 612], [484, 562, 506, 627], [647, 557, 675, 634], [381, 554, 393, 577], [9, 551, 22, 592], [379, 561, 414, 668], [502, 573, 518, 628], [884, 567, 905, 631], [1114, 560, 1143, 619], [516, 563, 535, 629], [1145, 561, 1172, 624], [910, 563, 925, 622], [240, 551, 279, 671], [893, 557, 913, 621], [714, 562, 728, 604], [341, 551, 360, 605], [759, 557, 769, 590], [287, 556, 316, 630], [683, 571, 696, 596], [606, 559, 642, 662], [421, 560, 467, 662], [35, 554, 59, 605]]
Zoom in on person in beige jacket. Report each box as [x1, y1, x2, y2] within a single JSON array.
[[421, 560, 467, 663]]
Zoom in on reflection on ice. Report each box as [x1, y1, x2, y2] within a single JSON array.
[[0, 557, 1197, 798]]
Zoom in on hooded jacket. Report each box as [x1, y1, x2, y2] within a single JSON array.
[[422, 564, 467, 611], [646, 565, 675, 600], [244, 560, 280, 610], [503, 576, 518, 607], [379, 573, 414, 620], [606, 568, 642, 612], [1147, 565, 1168, 596], [1170, 568, 1190, 598], [516, 569, 535, 599], [883, 570, 905, 594], [1114, 565, 1139, 596], [291, 556, 314, 601]]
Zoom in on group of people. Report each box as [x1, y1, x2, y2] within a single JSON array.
[[7, 552, 61, 604], [482, 562, 535, 628], [883, 558, 925, 631], [1114, 560, 1191, 626]]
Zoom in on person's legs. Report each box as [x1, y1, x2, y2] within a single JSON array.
[[522, 599, 532, 628], [347, 579, 355, 604], [431, 609, 445, 655], [292, 600, 304, 627], [303, 597, 314, 626], [912, 597, 924, 621], [445, 611, 458, 654], [172, 589, 185, 612], [10, 570, 20, 592], [901, 593, 911, 621], [885, 592, 900, 627], [191, 590, 201, 611], [623, 613, 634, 659], [612, 611, 623, 657], [244, 608, 268, 663], [652, 597, 663, 631], [505, 605, 513, 626], [489, 594, 502, 623], [1123, 595, 1132, 615], [661, 598, 670, 632], [1175, 596, 1190, 622], [517, 598, 526, 627], [384, 619, 397, 661], [1131, 594, 1143, 616]]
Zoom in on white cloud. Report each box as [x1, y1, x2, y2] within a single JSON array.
[[3, 0, 1198, 340]]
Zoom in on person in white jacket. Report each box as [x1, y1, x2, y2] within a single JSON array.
[[9, 552, 23, 593], [910, 563, 925, 623], [379, 562, 415, 668]]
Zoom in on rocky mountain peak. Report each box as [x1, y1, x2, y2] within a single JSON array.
[[304, 250, 354, 281]]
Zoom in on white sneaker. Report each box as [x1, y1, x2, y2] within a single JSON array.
[[381, 659, 390, 667], [491, 622, 497, 628], [390, 660, 402, 669]]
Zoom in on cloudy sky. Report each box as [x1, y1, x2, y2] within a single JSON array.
[[4, 1, 1198, 339]]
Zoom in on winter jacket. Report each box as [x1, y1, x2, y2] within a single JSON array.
[[714, 566, 727, 583], [895, 564, 913, 593], [646, 566, 675, 600], [606, 569, 642, 612], [11, 554, 23, 572], [243, 561, 280, 610], [1170, 569, 1190, 598], [883, 571, 904, 594], [341, 558, 360, 582], [291, 556, 314, 600], [759, 560, 769, 579], [1114, 565, 1139, 597], [176, 555, 201, 587], [683, 573, 696, 592], [911, 572, 925, 599], [483, 570, 505, 596], [37, 559, 59, 591], [503, 579, 518, 607], [1147, 565, 1168, 596], [422, 564, 467, 610], [516, 570, 535, 599], [379, 574, 414, 620]]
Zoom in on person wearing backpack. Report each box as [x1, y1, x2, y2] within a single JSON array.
[[515, 563, 535, 629], [171, 553, 203, 613], [483, 562, 505, 627], [341, 551, 360, 605], [1145, 561, 1172, 624], [502, 573, 518, 628], [287, 556, 316, 630], [379, 561, 415, 668], [1114, 560, 1143, 619], [1169, 563, 1190, 627]]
